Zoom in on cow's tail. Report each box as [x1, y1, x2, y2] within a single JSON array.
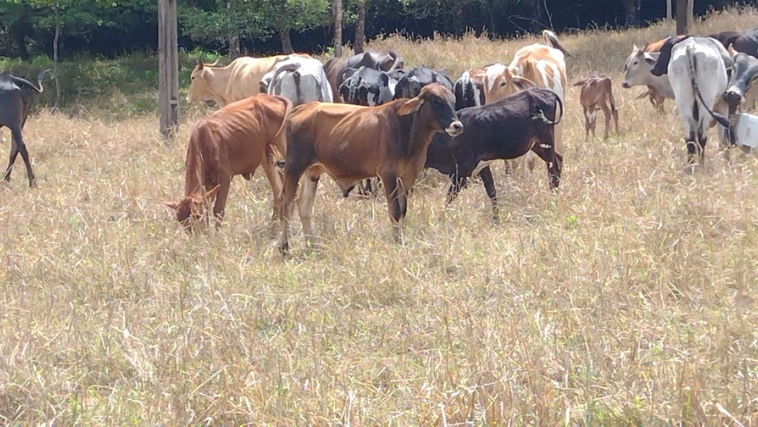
[[605, 78, 618, 114], [269, 96, 293, 169], [686, 46, 733, 134], [543, 30, 572, 58], [270, 63, 302, 94], [9, 69, 50, 93], [532, 93, 564, 125]]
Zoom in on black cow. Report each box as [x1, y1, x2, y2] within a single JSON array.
[[1, 69, 50, 188], [393, 66, 454, 100], [324, 50, 404, 100], [708, 27, 758, 59], [424, 87, 563, 214], [338, 66, 399, 107]]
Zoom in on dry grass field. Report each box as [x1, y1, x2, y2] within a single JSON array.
[[2, 7, 758, 425]]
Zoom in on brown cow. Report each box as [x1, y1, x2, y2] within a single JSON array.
[[164, 94, 292, 231], [573, 73, 619, 140], [277, 84, 463, 253]]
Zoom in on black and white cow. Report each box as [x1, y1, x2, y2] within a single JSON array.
[[259, 55, 333, 106], [338, 66, 399, 106], [724, 52, 758, 111], [708, 27, 758, 59], [393, 66, 454, 99], [324, 50, 404, 100]]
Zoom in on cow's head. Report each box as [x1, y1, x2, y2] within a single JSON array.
[[186, 57, 220, 104], [396, 83, 463, 137], [482, 64, 537, 103], [650, 36, 689, 77], [724, 52, 758, 106], [621, 44, 660, 88], [163, 185, 220, 232]]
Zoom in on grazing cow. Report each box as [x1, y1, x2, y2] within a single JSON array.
[[186, 55, 292, 107], [425, 87, 563, 213], [324, 50, 404, 101], [621, 37, 683, 112], [1, 69, 49, 188], [483, 29, 568, 176], [393, 66, 454, 99], [453, 64, 503, 110], [277, 84, 463, 253], [259, 55, 333, 105], [163, 94, 292, 230], [649, 36, 734, 169], [338, 66, 398, 106], [573, 73, 619, 140], [708, 27, 758, 58], [724, 53, 758, 110]]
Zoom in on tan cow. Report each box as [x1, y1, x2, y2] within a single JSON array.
[[164, 94, 292, 231], [573, 73, 619, 140], [186, 55, 308, 107], [483, 30, 569, 176]]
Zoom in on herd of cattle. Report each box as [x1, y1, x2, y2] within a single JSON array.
[[4, 27, 758, 253]]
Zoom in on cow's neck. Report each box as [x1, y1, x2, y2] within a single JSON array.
[[183, 145, 205, 198], [406, 113, 436, 156], [208, 67, 234, 106]]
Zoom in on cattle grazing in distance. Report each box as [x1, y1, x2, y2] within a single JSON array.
[[1, 69, 50, 188], [621, 37, 683, 113], [393, 66, 454, 99], [708, 27, 758, 59], [163, 94, 292, 231], [259, 55, 333, 105], [649, 36, 735, 170], [573, 73, 619, 140], [482, 29, 568, 177], [338, 66, 399, 106], [186, 55, 292, 107], [724, 53, 758, 110], [324, 50, 404, 101], [277, 84, 463, 253], [425, 87, 563, 214]]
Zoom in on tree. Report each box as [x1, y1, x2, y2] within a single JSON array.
[[676, 0, 689, 34], [354, 0, 365, 54], [620, 0, 642, 27], [332, 0, 342, 57]]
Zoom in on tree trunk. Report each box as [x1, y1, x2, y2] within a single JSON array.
[[332, 0, 342, 57], [53, 0, 61, 107], [666, 0, 672, 20], [621, 0, 641, 28], [354, 1, 365, 54], [676, 0, 688, 34], [279, 29, 294, 54], [12, 26, 29, 61], [687, 0, 694, 29], [227, 0, 240, 59]]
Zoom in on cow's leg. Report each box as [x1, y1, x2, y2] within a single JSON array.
[[380, 172, 404, 243], [279, 157, 310, 254], [3, 132, 19, 183], [601, 103, 613, 140], [445, 172, 467, 204], [6, 127, 35, 187], [531, 132, 562, 191], [684, 127, 698, 173], [211, 175, 231, 229], [297, 173, 319, 248], [583, 107, 591, 141], [478, 166, 499, 216], [261, 155, 283, 221]]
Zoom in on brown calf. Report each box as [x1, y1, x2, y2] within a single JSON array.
[[277, 84, 463, 253], [573, 73, 619, 140], [164, 94, 292, 231]]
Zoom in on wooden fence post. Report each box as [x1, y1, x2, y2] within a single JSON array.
[[158, 0, 179, 138]]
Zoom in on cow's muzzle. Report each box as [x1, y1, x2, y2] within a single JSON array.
[[621, 81, 631, 89], [445, 121, 464, 137], [724, 87, 743, 106]]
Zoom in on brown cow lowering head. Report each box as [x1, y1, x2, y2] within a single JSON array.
[[163, 185, 220, 232]]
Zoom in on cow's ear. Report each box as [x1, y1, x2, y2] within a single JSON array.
[[512, 76, 537, 90], [396, 97, 424, 115], [197, 57, 204, 69], [204, 185, 221, 200], [163, 201, 180, 211], [643, 53, 657, 65]]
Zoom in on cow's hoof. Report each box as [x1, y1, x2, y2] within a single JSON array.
[[278, 242, 290, 255]]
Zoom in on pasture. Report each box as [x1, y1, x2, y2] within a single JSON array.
[[2, 8, 758, 425]]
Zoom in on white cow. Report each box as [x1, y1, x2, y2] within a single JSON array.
[[649, 36, 734, 169], [621, 42, 676, 109], [259, 55, 333, 106]]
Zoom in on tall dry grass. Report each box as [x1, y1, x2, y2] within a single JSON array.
[[1, 7, 758, 425]]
